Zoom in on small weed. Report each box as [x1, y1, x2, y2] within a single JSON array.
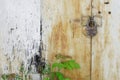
[[42, 54, 80, 80]]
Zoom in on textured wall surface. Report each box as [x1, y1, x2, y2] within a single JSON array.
[[42, 0, 91, 80], [43, 0, 120, 80], [0, 0, 120, 80], [0, 0, 40, 74], [92, 0, 120, 80]]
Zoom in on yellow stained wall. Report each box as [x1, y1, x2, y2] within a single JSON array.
[[43, 0, 91, 80], [43, 0, 120, 80]]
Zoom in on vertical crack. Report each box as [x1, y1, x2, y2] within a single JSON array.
[[90, 36, 92, 80], [90, 0, 93, 80]]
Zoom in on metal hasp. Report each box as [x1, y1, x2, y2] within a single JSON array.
[[70, 15, 102, 80], [70, 0, 102, 80], [70, 15, 102, 37], [83, 16, 100, 80], [85, 16, 98, 37]]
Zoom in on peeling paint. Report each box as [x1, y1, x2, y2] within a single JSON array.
[[0, 0, 40, 74], [0, 0, 120, 80]]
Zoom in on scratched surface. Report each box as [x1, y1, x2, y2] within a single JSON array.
[[92, 0, 120, 80], [43, 0, 91, 80], [0, 0, 40, 74]]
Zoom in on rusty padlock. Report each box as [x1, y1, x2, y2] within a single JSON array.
[[85, 16, 97, 37]]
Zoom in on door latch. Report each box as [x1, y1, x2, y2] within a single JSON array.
[[82, 16, 102, 37], [70, 15, 102, 37]]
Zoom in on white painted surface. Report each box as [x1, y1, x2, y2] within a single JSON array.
[[0, 0, 40, 74]]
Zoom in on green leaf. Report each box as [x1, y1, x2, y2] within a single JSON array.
[[43, 77, 50, 80], [74, 62, 80, 69], [52, 62, 64, 70], [42, 54, 80, 80], [42, 64, 51, 74], [50, 72, 55, 80], [15, 75, 22, 80], [67, 60, 80, 69], [52, 63, 59, 69], [63, 62, 72, 70], [64, 78, 70, 80], [56, 72, 64, 80], [19, 65, 24, 73], [1, 74, 8, 80]]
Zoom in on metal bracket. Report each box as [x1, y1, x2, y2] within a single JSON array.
[[82, 15, 102, 37], [70, 15, 102, 37]]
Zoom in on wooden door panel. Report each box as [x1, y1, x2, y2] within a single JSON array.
[[92, 0, 120, 80], [43, 0, 91, 80]]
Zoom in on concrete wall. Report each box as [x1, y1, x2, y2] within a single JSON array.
[[0, 0, 40, 74], [0, 0, 120, 80]]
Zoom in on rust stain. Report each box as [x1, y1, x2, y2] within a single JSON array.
[[47, 0, 91, 80], [49, 20, 69, 54], [48, 19, 69, 63], [45, 0, 120, 80], [48, 19, 90, 80]]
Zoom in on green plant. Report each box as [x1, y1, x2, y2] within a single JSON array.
[[42, 54, 80, 80], [1, 64, 30, 80], [19, 64, 31, 80], [1, 73, 16, 80], [1, 74, 8, 80], [14, 74, 22, 80]]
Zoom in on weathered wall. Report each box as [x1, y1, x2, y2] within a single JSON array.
[[42, 0, 91, 80], [92, 0, 120, 80], [43, 0, 120, 80], [0, 0, 40, 74], [0, 0, 120, 80]]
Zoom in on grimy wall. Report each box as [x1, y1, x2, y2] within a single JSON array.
[[0, 0, 120, 80], [0, 0, 40, 74], [43, 0, 120, 80]]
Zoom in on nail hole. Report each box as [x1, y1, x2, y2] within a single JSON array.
[[108, 11, 111, 14], [98, 11, 101, 14], [104, 2, 109, 4]]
